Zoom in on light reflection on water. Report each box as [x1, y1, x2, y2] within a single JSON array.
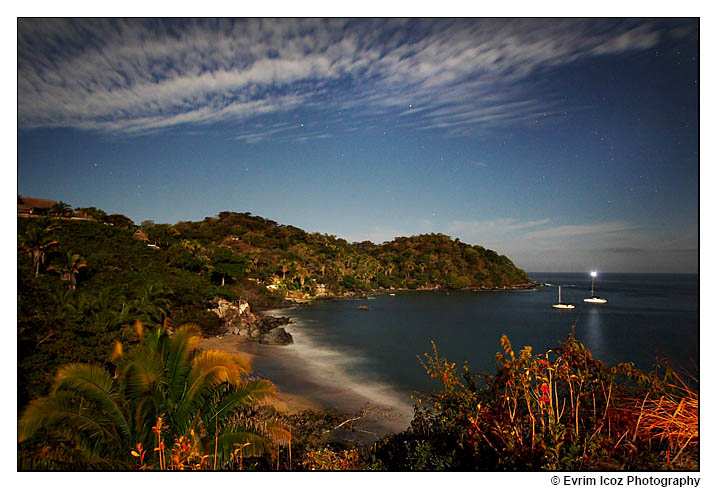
[[583, 306, 604, 358]]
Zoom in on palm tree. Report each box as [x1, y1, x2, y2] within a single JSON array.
[[19, 323, 278, 470], [19, 222, 58, 276], [286, 262, 309, 288], [278, 258, 291, 281], [76, 288, 132, 332], [132, 283, 172, 327], [50, 201, 72, 218], [48, 251, 87, 290]]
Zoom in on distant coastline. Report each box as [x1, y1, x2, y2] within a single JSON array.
[[267, 281, 543, 307]]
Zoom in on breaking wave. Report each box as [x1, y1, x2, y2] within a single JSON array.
[[266, 308, 414, 430]]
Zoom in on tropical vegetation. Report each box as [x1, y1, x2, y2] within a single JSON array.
[[19, 219, 58, 277], [19, 322, 279, 470], [169, 211, 530, 293], [368, 331, 698, 470]]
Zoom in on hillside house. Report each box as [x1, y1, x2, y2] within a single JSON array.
[[133, 229, 150, 242], [18, 196, 57, 216]]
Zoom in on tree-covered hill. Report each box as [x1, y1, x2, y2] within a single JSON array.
[[17, 208, 529, 405], [169, 211, 530, 294]]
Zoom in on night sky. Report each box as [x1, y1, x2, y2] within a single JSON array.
[[17, 18, 699, 273]]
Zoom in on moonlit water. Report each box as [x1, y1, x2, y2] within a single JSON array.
[[244, 310, 416, 435], [251, 273, 698, 435]]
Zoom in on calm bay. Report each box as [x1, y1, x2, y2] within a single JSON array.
[[247, 273, 698, 433]]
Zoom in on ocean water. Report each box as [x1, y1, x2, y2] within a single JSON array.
[[249, 273, 698, 433]]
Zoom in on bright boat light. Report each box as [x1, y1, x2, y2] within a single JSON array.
[[590, 271, 597, 277]]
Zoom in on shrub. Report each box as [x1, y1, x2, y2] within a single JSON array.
[[18, 323, 279, 470], [370, 331, 698, 471]]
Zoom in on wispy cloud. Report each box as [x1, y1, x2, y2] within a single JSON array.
[[447, 217, 551, 236], [18, 18, 693, 138], [526, 221, 634, 239], [524, 221, 633, 240], [440, 218, 662, 271], [602, 247, 645, 254]]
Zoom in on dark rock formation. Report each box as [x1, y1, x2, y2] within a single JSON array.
[[260, 315, 293, 330], [209, 298, 292, 343], [260, 327, 293, 345]]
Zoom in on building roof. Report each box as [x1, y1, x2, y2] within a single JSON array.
[[133, 230, 150, 241], [18, 196, 57, 211]]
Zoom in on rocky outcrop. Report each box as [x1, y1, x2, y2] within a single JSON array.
[[261, 314, 293, 330], [209, 298, 293, 344], [260, 327, 293, 345]]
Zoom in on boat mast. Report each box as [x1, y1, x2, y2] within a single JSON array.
[[558, 285, 561, 303]]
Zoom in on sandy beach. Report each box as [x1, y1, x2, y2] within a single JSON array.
[[197, 335, 322, 415], [198, 331, 413, 437]]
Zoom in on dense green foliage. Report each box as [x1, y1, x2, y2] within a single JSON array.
[[18, 323, 277, 470], [369, 333, 698, 471], [172, 211, 530, 293], [17, 217, 237, 406]]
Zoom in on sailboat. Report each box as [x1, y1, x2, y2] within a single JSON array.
[[552, 285, 575, 309], [584, 271, 607, 304]]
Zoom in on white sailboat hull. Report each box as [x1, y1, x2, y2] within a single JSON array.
[[584, 297, 607, 304], [586, 274, 607, 304], [552, 285, 575, 309]]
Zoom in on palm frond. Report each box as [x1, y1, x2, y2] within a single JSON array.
[[189, 351, 249, 389], [173, 351, 248, 430], [143, 323, 170, 356], [166, 324, 201, 404], [19, 437, 114, 471], [19, 392, 110, 443], [51, 364, 132, 441], [264, 418, 292, 445], [214, 429, 272, 468], [213, 379, 277, 425], [20, 322, 282, 470], [120, 350, 165, 398], [131, 392, 164, 447], [18, 392, 131, 468]]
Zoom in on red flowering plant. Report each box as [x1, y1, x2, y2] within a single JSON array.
[[371, 329, 697, 471]]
